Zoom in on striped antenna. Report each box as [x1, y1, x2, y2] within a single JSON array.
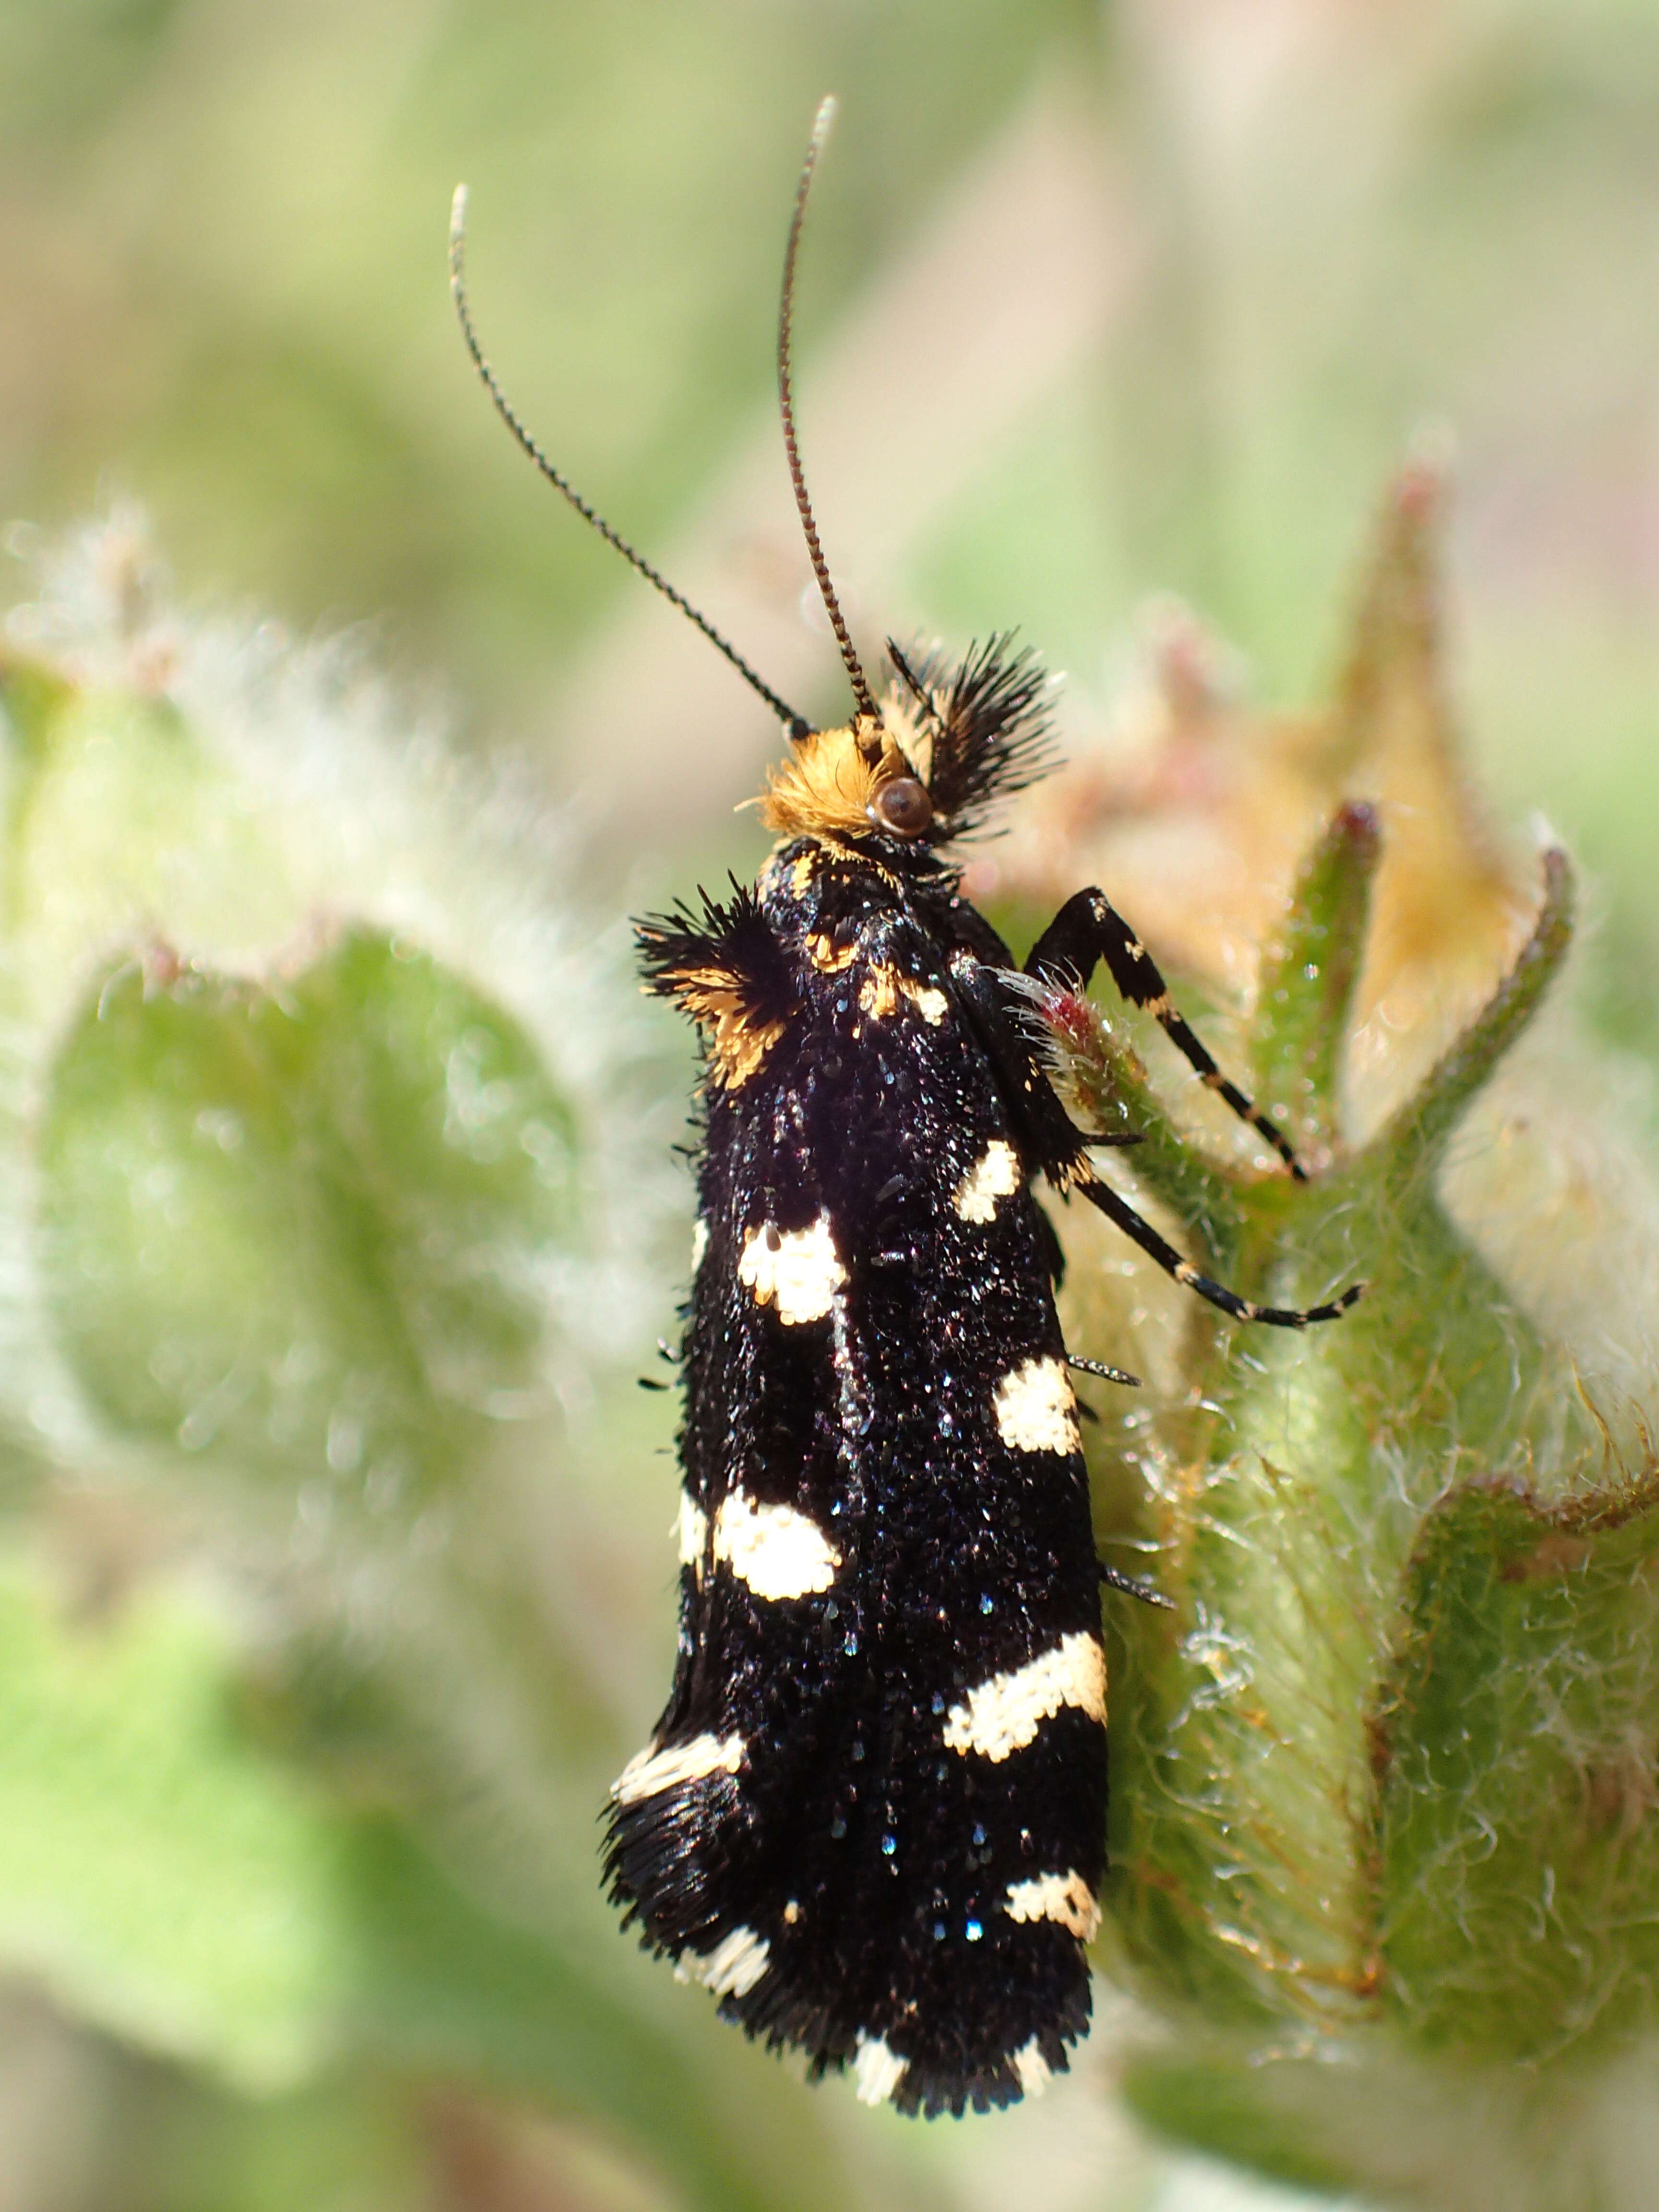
[[450, 185, 808, 737], [776, 98, 878, 725]]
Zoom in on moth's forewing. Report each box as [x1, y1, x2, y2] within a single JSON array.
[[612, 847, 1106, 2116]]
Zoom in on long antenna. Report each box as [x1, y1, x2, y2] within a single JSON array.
[[449, 186, 808, 736], [777, 98, 879, 725]]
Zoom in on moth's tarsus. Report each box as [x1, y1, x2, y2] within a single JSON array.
[[1099, 1561, 1177, 1611], [1068, 1352, 1141, 1387]]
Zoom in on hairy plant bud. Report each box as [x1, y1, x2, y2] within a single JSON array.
[[998, 471, 1659, 2211]]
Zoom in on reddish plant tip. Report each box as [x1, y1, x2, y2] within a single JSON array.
[[1154, 615, 1222, 720], [1333, 798, 1382, 848], [1393, 459, 1443, 525], [1040, 985, 1097, 1050]]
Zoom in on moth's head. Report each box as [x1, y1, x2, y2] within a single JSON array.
[[755, 634, 1055, 855]]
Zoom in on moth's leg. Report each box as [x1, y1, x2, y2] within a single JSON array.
[[948, 950, 1360, 1334], [1067, 1352, 1139, 1387], [1074, 1162, 1361, 1329], [946, 948, 1096, 1170], [1026, 889, 1304, 1180], [1032, 1195, 1067, 1290], [1099, 1561, 1175, 1610]]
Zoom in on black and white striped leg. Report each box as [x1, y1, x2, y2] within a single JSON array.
[[1075, 1165, 1362, 1329], [948, 948, 1359, 1338], [1067, 1352, 1140, 1388], [1026, 889, 1305, 1181], [1098, 1561, 1176, 1610]]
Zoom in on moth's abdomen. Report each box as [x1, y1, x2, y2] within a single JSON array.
[[607, 907, 1109, 2115]]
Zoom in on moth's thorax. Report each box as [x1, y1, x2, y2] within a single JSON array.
[[758, 837, 883, 925], [757, 831, 948, 933]]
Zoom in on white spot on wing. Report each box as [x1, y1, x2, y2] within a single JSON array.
[[852, 2033, 908, 2106], [993, 1355, 1080, 1455], [713, 1489, 841, 1599], [675, 1491, 708, 1574], [691, 1216, 709, 1274], [1003, 1868, 1101, 1942], [695, 1925, 770, 1998], [942, 1632, 1106, 1762], [952, 1139, 1022, 1223], [1013, 2038, 1052, 2097], [737, 1213, 846, 1325], [905, 980, 949, 1025], [612, 1731, 744, 1804]]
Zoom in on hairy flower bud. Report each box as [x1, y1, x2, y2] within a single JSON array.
[[1000, 471, 1659, 2210]]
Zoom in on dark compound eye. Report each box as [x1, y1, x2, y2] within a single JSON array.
[[870, 777, 934, 838]]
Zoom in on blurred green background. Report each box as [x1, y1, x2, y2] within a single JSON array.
[[8, 0, 1659, 984], [2, 2, 1659, 2208]]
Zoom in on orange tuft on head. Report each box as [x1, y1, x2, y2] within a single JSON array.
[[757, 700, 931, 842]]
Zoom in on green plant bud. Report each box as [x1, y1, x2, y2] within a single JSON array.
[[1006, 472, 1659, 2209]]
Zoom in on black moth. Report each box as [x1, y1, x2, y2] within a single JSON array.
[[451, 101, 1359, 2119]]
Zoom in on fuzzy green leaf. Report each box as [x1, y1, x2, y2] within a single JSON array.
[[1375, 1467, 1659, 2062], [40, 933, 579, 1499]]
